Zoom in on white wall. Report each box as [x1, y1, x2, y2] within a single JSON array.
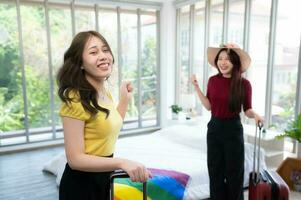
[[159, 1, 176, 127]]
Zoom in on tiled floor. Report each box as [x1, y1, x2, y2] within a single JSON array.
[[0, 146, 63, 200]]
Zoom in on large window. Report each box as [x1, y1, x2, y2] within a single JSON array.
[[208, 0, 223, 77], [193, 2, 205, 91], [120, 11, 139, 128], [49, 6, 72, 132], [0, 1, 161, 146], [247, 0, 271, 120], [141, 13, 157, 127], [21, 5, 51, 135], [209, 0, 223, 46], [271, 0, 301, 129], [179, 5, 190, 98], [228, 0, 245, 47], [98, 9, 118, 99], [175, 0, 301, 132], [75, 5, 95, 33], [0, 3, 24, 135]]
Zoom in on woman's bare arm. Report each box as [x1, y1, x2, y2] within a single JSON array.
[[191, 75, 211, 111], [62, 117, 151, 182], [244, 108, 264, 125]]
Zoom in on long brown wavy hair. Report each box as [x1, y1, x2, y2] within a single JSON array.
[[214, 48, 245, 113], [57, 31, 114, 118]]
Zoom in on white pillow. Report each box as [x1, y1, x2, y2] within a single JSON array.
[[158, 124, 207, 150], [43, 151, 66, 176], [56, 161, 66, 186]]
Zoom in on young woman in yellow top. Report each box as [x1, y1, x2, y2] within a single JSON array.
[[57, 31, 151, 200]]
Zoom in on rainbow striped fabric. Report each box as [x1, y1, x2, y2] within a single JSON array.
[[114, 168, 190, 200]]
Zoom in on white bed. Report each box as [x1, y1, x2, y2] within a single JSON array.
[[43, 122, 266, 200]]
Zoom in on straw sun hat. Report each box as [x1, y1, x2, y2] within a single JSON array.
[[207, 44, 251, 72]]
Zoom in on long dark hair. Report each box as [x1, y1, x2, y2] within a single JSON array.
[[57, 31, 114, 118], [214, 48, 244, 113]]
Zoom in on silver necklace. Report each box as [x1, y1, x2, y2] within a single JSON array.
[[98, 90, 106, 101]]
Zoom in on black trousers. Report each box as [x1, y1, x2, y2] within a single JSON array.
[[59, 155, 113, 200], [207, 116, 244, 200]]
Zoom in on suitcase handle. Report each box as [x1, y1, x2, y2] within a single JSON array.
[[109, 170, 147, 200], [252, 122, 264, 182]]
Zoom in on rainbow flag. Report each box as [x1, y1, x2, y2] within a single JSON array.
[[114, 168, 190, 200]]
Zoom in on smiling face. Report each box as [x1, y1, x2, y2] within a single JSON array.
[[216, 50, 233, 77], [82, 35, 113, 83]]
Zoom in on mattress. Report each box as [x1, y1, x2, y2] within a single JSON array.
[[43, 123, 267, 200], [114, 124, 267, 199]]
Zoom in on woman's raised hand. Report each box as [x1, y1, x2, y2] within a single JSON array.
[[224, 43, 240, 48], [191, 74, 199, 87], [120, 81, 133, 101], [121, 159, 152, 182]]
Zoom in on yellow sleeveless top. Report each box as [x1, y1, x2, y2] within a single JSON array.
[[59, 91, 123, 156]]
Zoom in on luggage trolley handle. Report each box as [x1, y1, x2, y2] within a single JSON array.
[[252, 122, 264, 182], [110, 170, 147, 200]]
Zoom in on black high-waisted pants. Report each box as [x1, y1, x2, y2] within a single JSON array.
[[207, 116, 244, 200], [59, 155, 113, 200]]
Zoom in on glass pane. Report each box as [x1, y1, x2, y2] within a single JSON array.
[[141, 13, 157, 126], [120, 12, 138, 126], [179, 5, 190, 99], [210, 0, 223, 46], [194, 1, 206, 113], [271, 0, 301, 130], [21, 5, 51, 131], [247, 0, 271, 121], [208, 0, 223, 77], [0, 136, 27, 146], [49, 6, 72, 135], [98, 9, 119, 100], [75, 6, 95, 33], [228, 0, 245, 47], [0, 3, 25, 132]]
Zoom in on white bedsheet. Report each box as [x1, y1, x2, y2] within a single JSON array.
[[43, 123, 267, 200]]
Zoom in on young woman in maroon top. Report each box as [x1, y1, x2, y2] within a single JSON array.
[[191, 44, 264, 200]]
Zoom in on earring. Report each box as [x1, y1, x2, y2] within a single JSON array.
[[80, 66, 84, 70]]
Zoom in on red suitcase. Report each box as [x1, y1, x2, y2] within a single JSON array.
[[109, 170, 147, 200], [263, 170, 289, 200], [249, 124, 289, 200], [249, 170, 272, 200], [249, 123, 271, 200]]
